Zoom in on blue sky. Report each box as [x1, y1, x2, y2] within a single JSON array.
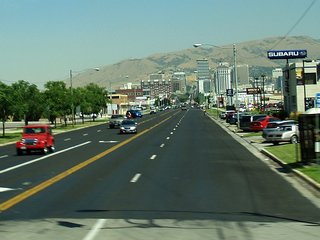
[[0, 0, 319, 87]]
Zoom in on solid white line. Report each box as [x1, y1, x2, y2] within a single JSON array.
[[160, 143, 165, 148], [0, 141, 91, 174], [130, 173, 141, 183], [150, 154, 157, 159], [82, 219, 106, 240], [0, 155, 8, 159]]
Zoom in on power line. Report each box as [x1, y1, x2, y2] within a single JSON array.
[[269, 0, 317, 50]]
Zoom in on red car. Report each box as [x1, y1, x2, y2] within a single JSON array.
[[249, 116, 280, 132], [16, 125, 55, 155]]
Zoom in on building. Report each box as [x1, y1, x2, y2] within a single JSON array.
[[236, 64, 250, 86], [272, 68, 283, 93], [283, 60, 319, 113], [215, 62, 232, 106], [116, 88, 143, 103], [171, 72, 187, 94], [141, 74, 172, 101], [196, 59, 211, 95]]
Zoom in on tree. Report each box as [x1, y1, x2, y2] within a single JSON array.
[[44, 81, 69, 127], [80, 83, 107, 121], [0, 82, 13, 136], [10, 80, 43, 125]]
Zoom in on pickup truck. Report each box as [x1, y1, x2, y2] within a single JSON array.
[[16, 125, 55, 155]]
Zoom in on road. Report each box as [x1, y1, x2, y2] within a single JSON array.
[[0, 108, 319, 239]]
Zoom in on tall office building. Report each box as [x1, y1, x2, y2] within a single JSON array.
[[171, 72, 187, 93], [236, 64, 249, 85], [196, 59, 211, 95]]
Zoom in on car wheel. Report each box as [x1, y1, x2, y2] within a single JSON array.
[[290, 135, 298, 144], [42, 146, 48, 154], [49, 145, 55, 153], [17, 149, 22, 156]]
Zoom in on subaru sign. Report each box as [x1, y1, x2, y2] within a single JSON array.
[[267, 50, 307, 59]]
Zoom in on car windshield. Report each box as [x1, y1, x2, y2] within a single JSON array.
[[24, 127, 46, 134], [279, 125, 294, 131], [111, 115, 124, 119], [121, 120, 135, 125]]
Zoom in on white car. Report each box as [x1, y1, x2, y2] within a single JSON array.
[[263, 124, 299, 145]]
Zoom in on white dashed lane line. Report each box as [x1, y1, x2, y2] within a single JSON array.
[[160, 144, 165, 148], [64, 138, 71, 141], [150, 155, 157, 160], [0, 155, 8, 159], [83, 133, 88, 136], [130, 173, 141, 183]]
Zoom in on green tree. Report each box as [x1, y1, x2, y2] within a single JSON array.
[[44, 81, 69, 127], [0, 82, 13, 136], [81, 83, 107, 121], [10, 80, 43, 125]]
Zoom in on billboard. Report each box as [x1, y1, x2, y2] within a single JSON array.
[[267, 50, 307, 59]]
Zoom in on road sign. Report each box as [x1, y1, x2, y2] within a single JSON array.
[[246, 87, 260, 95], [226, 89, 233, 96]]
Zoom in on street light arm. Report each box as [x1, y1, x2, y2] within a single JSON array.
[[193, 43, 231, 50]]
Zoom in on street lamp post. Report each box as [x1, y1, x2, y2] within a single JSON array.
[[193, 43, 239, 127], [70, 68, 100, 126]]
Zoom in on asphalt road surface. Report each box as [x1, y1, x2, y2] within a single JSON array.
[[0, 108, 319, 239]]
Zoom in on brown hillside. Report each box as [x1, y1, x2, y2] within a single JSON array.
[[70, 36, 320, 89]]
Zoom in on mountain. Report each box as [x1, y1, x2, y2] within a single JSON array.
[[70, 36, 320, 89]]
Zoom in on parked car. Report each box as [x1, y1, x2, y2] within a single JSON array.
[[119, 119, 138, 134], [239, 114, 267, 131], [263, 124, 299, 145], [262, 120, 296, 138], [16, 125, 55, 155], [126, 109, 142, 118], [109, 114, 126, 128], [181, 105, 187, 110], [150, 106, 157, 114], [228, 112, 248, 125], [249, 116, 280, 132], [225, 110, 236, 123], [219, 111, 226, 119]]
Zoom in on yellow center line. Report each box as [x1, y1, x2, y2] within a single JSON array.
[[0, 112, 179, 212]]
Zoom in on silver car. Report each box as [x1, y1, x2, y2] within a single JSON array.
[[263, 124, 299, 145], [119, 119, 137, 134]]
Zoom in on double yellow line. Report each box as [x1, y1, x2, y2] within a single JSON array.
[[0, 112, 178, 212]]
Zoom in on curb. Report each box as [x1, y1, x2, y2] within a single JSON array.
[[261, 148, 320, 192]]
